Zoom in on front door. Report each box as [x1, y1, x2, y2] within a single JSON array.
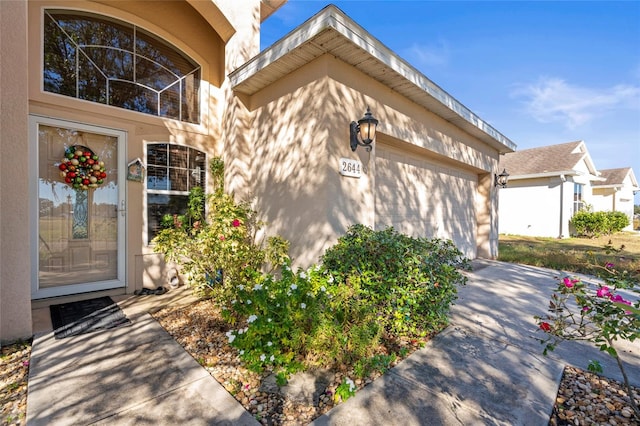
[[31, 116, 126, 299]]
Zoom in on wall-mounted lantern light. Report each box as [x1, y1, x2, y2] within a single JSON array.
[[350, 107, 379, 152], [494, 169, 509, 188]]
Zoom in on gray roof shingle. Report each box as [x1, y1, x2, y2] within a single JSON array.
[[500, 141, 587, 176]]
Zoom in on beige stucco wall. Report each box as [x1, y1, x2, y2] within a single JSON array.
[[231, 54, 501, 266], [26, 1, 232, 296], [1, 0, 33, 343]]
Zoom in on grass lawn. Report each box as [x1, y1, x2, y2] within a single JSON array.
[[498, 232, 640, 282]]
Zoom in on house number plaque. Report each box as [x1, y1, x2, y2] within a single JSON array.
[[339, 158, 363, 178]]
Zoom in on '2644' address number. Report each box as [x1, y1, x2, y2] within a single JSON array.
[[339, 158, 363, 178]]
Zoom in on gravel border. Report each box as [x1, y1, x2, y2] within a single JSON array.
[[2, 298, 638, 425]]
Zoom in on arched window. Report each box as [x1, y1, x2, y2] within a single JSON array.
[[44, 10, 201, 124]]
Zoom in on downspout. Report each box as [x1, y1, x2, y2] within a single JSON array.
[[559, 174, 566, 238]]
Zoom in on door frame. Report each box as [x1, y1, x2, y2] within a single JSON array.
[[29, 115, 127, 299]]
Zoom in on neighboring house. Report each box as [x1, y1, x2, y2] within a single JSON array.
[[0, 1, 515, 343], [498, 141, 603, 238], [591, 168, 639, 231]]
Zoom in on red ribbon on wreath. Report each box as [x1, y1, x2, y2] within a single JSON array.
[[58, 145, 107, 190]]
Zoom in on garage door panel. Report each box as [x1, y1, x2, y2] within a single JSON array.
[[375, 145, 477, 258]]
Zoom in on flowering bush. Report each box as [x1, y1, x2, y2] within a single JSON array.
[[535, 265, 640, 419], [223, 225, 471, 383], [153, 158, 287, 302], [221, 261, 327, 374], [222, 260, 383, 377]]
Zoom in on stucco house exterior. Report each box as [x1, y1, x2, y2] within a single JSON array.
[[498, 141, 637, 238], [591, 168, 639, 231], [0, 1, 515, 344]]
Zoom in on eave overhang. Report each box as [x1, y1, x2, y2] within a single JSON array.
[[229, 5, 516, 154], [508, 170, 607, 181]]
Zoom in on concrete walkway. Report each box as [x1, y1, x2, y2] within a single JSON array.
[[26, 261, 640, 425]]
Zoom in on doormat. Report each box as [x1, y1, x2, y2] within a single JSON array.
[[50, 296, 131, 339]]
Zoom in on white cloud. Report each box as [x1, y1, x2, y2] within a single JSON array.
[[511, 77, 640, 129], [401, 40, 450, 68]]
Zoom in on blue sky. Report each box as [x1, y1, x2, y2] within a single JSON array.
[[261, 1, 640, 204]]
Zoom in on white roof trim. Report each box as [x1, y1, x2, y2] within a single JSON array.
[[509, 170, 607, 181], [229, 5, 516, 153]]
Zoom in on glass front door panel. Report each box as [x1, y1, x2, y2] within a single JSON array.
[[38, 125, 118, 288]]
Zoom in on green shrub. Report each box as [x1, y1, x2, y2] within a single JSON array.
[[222, 225, 470, 378], [222, 260, 383, 376], [571, 210, 629, 237], [320, 224, 470, 337]]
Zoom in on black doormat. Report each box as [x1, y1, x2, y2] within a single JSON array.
[[50, 296, 131, 339]]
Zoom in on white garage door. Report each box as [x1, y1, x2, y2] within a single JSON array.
[[375, 144, 478, 258]]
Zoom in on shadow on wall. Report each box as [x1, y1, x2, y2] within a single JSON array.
[[236, 74, 491, 266]]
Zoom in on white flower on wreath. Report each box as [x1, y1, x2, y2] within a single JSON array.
[[300, 303, 306, 309], [290, 284, 297, 290], [253, 284, 262, 291], [248, 315, 258, 323], [260, 354, 266, 362]]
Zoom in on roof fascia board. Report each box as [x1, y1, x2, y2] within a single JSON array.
[[508, 171, 579, 180], [229, 5, 516, 153]]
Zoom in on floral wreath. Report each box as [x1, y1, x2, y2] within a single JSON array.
[[58, 145, 107, 190]]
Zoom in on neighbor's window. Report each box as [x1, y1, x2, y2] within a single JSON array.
[[573, 183, 584, 214], [43, 10, 200, 124], [146, 144, 206, 243]]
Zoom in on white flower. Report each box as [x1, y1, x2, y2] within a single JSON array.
[[243, 327, 248, 333], [231, 299, 237, 304], [253, 284, 262, 291], [267, 341, 273, 346], [246, 299, 252, 305], [225, 330, 236, 343], [240, 350, 245, 355], [290, 284, 297, 290], [345, 377, 356, 392], [237, 328, 244, 334], [260, 354, 266, 362], [327, 276, 334, 283], [248, 315, 258, 323], [238, 284, 244, 290], [283, 265, 291, 271], [300, 271, 307, 279], [269, 355, 275, 362], [320, 286, 326, 292], [300, 303, 306, 309], [267, 318, 272, 322]]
